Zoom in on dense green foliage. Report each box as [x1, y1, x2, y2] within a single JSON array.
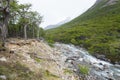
[[0, 0, 44, 39], [45, 0, 120, 63]]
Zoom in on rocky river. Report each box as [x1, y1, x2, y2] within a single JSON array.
[[54, 43, 120, 80]]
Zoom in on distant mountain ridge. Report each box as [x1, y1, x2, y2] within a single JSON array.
[[44, 17, 71, 30]]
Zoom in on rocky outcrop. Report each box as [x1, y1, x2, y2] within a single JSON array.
[[95, 0, 103, 5], [0, 39, 79, 80], [91, 0, 118, 9], [103, 0, 118, 7]]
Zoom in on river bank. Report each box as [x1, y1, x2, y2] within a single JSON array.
[[0, 39, 120, 80], [54, 43, 120, 80]]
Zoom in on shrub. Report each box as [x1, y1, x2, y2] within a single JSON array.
[[78, 64, 89, 75]]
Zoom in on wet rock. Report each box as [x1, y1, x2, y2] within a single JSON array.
[[99, 63, 103, 65], [101, 71, 115, 80], [65, 56, 80, 62], [94, 54, 105, 59], [103, 64, 109, 70], [114, 64, 120, 68], [86, 75, 97, 80], [54, 43, 120, 80], [115, 61, 120, 65], [94, 54, 110, 62], [79, 58, 84, 62]]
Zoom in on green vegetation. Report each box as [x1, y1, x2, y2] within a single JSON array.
[[0, 62, 42, 80], [78, 64, 89, 75], [0, 0, 45, 43], [35, 57, 42, 63], [64, 69, 73, 74], [46, 39, 55, 47], [45, 0, 120, 63], [43, 70, 60, 80]]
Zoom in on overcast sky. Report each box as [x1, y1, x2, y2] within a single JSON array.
[[18, 0, 96, 28]]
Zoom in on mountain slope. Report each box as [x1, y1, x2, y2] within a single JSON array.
[[44, 17, 71, 30], [45, 0, 120, 63]]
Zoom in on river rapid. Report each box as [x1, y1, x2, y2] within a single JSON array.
[[54, 43, 120, 80]]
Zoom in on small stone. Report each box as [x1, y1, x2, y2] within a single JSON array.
[[99, 63, 103, 65], [73, 69, 77, 72], [0, 75, 7, 80], [79, 58, 83, 62], [103, 64, 109, 69], [68, 60, 72, 63], [0, 57, 7, 62], [114, 64, 120, 68]]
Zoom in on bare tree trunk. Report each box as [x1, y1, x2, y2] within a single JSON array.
[[32, 27, 35, 38], [0, 15, 9, 46], [0, 0, 10, 46], [1, 15, 9, 46], [0, 24, 2, 37], [0, 23, 7, 46], [1, 24, 6, 40], [37, 27, 39, 39], [24, 24, 27, 40]]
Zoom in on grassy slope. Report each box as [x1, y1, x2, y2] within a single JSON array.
[[0, 40, 62, 80], [45, 0, 120, 63]]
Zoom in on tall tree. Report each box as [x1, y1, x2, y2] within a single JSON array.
[[8, 0, 21, 37], [28, 11, 42, 39], [0, 0, 43, 40], [36, 14, 42, 39], [18, 5, 42, 39], [0, 0, 10, 46], [19, 4, 31, 40]]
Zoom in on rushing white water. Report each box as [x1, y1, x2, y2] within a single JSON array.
[[54, 43, 120, 80]]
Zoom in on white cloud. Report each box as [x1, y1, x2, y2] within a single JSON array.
[[18, 0, 96, 28]]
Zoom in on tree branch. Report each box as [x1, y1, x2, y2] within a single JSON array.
[[0, 0, 10, 11]]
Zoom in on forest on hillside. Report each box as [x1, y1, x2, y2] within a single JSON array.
[[45, 0, 120, 63], [0, 0, 44, 46]]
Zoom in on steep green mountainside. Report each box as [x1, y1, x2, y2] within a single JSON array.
[[45, 0, 120, 63]]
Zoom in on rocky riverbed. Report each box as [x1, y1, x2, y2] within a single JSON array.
[[54, 43, 120, 80], [0, 39, 120, 80], [0, 39, 79, 80]]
